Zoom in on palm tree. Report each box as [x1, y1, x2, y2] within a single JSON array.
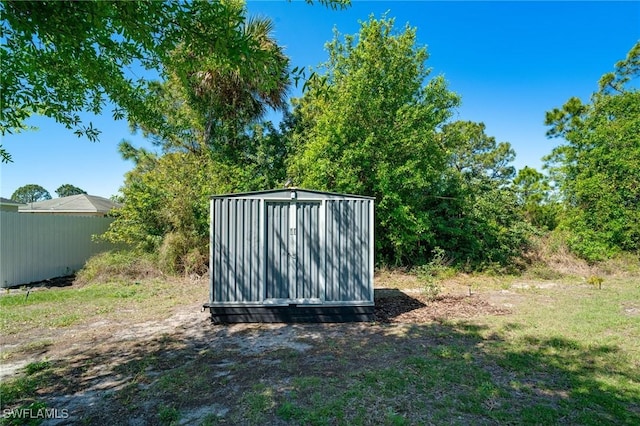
[[133, 3, 290, 154], [187, 13, 290, 148]]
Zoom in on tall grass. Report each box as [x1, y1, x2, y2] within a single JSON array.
[[75, 250, 161, 284]]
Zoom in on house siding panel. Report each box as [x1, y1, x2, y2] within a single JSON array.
[[0, 213, 116, 287]]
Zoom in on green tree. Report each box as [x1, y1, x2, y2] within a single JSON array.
[[0, 0, 349, 163], [242, 116, 295, 190], [512, 166, 558, 230], [104, 149, 217, 273], [289, 17, 532, 267], [55, 184, 87, 198], [2, 0, 183, 161], [436, 121, 530, 268], [544, 42, 640, 261], [289, 15, 460, 265], [134, 11, 290, 155], [106, 117, 294, 274], [104, 4, 295, 273], [443, 121, 515, 184], [11, 184, 51, 203]]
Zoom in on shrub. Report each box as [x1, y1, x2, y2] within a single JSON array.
[[415, 247, 454, 300], [157, 231, 208, 276], [76, 250, 161, 284]]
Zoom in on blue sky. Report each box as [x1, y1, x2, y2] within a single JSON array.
[[1, 1, 639, 199]]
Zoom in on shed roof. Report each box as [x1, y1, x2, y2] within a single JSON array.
[[211, 188, 375, 201], [19, 194, 121, 213]]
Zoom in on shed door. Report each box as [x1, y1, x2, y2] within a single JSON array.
[[265, 201, 320, 303]]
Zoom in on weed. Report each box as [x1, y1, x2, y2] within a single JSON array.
[[52, 314, 81, 327], [276, 401, 300, 421], [596, 252, 640, 277], [526, 263, 565, 280], [157, 405, 180, 425], [114, 356, 155, 377], [422, 281, 441, 301], [156, 369, 192, 392], [0, 278, 190, 336], [114, 382, 142, 412], [3, 267, 639, 425], [0, 360, 55, 407], [385, 409, 409, 426], [523, 232, 592, 278], [415, 247, 454, 300], [587, 275, 604, 289], [24, 360, 51, 376], [292, 376, 322, 390], [0, 376, 38, 406]]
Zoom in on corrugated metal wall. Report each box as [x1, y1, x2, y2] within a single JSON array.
[[324, 199, 371, 302], [0, 213, 115, 287], [211, 198, 261, 303], [210, 193, 373, 306], [264, 201, 322, 301], [295, 202, 321, 300], [265, 202, 289, 299]]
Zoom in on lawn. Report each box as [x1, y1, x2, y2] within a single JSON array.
[[1, 271, 639, 425]]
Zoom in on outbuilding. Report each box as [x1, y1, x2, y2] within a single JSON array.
[[204, 188, 375, 323]]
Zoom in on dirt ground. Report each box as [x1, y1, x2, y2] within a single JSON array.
[[0, 278, 518, 425]]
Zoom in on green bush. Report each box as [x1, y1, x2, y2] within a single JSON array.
[[560, 212, 620, 263]]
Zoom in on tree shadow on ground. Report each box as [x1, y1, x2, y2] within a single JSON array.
[[6, 274, 76, 291], [374, 288, 426, 321], [3, 293, 639, 425]]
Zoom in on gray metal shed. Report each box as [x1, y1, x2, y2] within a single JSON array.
[[204, 188, 375, 323]]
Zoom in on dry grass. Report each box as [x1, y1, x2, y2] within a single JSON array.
[[2, 249, 639, 425], [595, 252, 640, 278], [522, 232, 594, 278], [377, 232, 634, 296], [74, 250, 163, 285], [375, 267, 421, 290]]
